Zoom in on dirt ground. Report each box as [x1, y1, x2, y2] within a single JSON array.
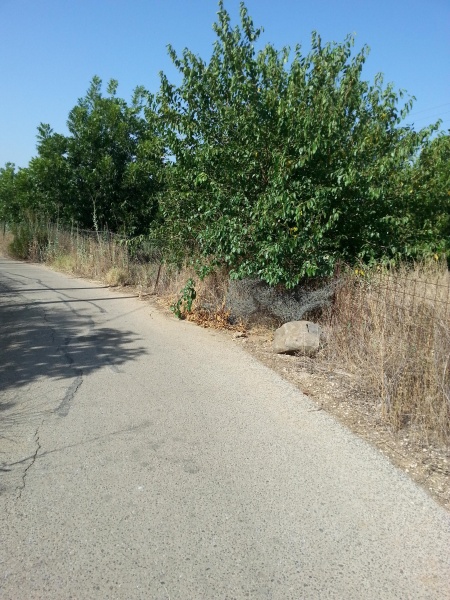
[[230, 328, 450, 512]]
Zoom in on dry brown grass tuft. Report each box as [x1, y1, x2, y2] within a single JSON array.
[[104, 266, 129, 286], [324, 261, 450, 444], [186, 305, 246, 332]]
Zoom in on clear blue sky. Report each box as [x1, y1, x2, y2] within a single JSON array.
[[1, 0, 449, 168]]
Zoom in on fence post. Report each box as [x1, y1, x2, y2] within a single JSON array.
[[153, 264, 162, 294]]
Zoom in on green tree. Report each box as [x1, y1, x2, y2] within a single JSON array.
[[65, 77, 164, 234], [2, 79, 165, 237], [24, 124, 72, 222], [0, 163, 17, 223], [158, 1, 438, 286], [406, 133, 450, 254], [0, 163, 41, 224]]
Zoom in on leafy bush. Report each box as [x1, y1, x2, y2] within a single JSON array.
[[158, 1, 441, 287]]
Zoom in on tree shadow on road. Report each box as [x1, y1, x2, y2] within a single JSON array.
[[0, 268, 149, 485], [0, 289, 148, 397]]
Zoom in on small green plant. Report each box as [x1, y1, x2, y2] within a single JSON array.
[[170, 278, 197, 319]]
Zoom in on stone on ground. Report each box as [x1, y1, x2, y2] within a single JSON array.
[[273, 320, 321, 355]]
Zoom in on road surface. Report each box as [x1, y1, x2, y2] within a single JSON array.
[[0, 258, 449, 599]]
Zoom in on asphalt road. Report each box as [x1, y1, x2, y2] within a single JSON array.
[[1, 257, 449, 600]]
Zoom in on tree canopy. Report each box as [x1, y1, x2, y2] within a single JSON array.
[[0, 77, 164, 235], [157, 1, 443, 285]]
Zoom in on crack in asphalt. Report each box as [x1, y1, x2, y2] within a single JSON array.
[[16, 425, 41, 500], [58, 336, 74, 366], [54, 332, 84, 417], [57, 375, 83, 417], [4, 421, 152, 468]]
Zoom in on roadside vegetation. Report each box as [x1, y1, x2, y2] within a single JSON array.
[[1, 2, 449, 450], [326, 261, 450, 444]]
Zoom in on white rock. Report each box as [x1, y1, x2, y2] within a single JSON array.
[[273, 320, 321, 355]]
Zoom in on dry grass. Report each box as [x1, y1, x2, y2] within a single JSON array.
[[0, 228, 13, 256], [0, 224, 160, 290], [324, 261, 450, 444], [45, 228, 130, 279], [37, 227, 162, 290]]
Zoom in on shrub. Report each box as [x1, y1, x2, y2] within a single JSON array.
[[8, 222, 48, 260]]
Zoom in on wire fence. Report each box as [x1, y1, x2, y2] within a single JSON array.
[[329, 265, 450, 440], [47, 224, 164, 264], [370, 272, 450, 323], [333, 267, 450, 334]]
